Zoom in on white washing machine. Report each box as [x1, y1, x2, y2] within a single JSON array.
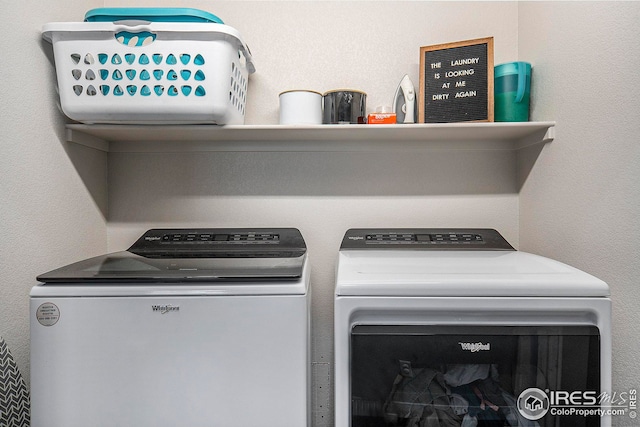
[[335, 229, 611, 427], [31, 228, 310, 427]]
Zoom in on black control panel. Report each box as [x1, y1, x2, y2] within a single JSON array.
[[159, 232, 280, 243], [340, 229, 514, 251], [128, 228, 306, 258]]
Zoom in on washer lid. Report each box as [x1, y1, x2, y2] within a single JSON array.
[[37, 228, 307, 284], [336, 250, 609, 298]]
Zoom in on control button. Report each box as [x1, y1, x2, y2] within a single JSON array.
[[366, 233, 415, 242], [361, 231, 485, 246]]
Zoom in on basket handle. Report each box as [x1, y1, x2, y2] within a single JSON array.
[[240, 43, 255, 74], [111, 22, 157, 47], [113, 19, 152, 26]]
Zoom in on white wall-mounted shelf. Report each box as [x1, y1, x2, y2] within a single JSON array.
[[65, 121, 555, 153]]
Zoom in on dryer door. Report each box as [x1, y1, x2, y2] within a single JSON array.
[[350, 325, 601, 427]]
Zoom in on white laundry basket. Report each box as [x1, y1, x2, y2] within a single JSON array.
[[42, 20, 255, 124]]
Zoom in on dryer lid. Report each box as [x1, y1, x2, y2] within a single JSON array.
[[335, 228, 609, 297], [37, 228, 307, 284]]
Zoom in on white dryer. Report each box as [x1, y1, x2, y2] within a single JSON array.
[[335, 229, 611, 427], [31, 228, 310, 427]]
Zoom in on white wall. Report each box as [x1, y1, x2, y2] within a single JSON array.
[[3, 1, 637, 426], [0, 0, 107, 384], [518, 1, 640, 398]]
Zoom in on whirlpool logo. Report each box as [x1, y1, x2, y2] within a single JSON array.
[[458, 342, 491, 352], [152, 304, 180, 314]]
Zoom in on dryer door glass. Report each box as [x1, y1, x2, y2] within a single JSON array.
[[350, 325, 600, 427]]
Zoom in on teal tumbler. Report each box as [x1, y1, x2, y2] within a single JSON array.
[[494, 62, 531, 122]]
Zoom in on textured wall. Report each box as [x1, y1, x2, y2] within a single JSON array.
[[518, 0, 640, 407], [0, 0, 107, 385], [6, 1, 635, 427]]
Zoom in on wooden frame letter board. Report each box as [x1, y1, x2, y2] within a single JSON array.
[[419, 37, 494, 123]]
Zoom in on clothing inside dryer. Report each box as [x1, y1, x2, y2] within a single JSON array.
[[350, 325, 600, 427]]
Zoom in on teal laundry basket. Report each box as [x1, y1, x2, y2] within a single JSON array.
[[42, 8, 255, 124]]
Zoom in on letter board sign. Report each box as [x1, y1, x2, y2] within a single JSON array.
[[419, 37, 494, 123]]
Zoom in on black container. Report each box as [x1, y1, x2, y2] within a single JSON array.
[[323, 89, 367, 124]]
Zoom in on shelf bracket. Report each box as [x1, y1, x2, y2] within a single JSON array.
[[66, 127, 110, 152], [514, 125, 555, 150]]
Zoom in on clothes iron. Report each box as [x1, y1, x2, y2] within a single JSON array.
[[393, 74, 417, 124]]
